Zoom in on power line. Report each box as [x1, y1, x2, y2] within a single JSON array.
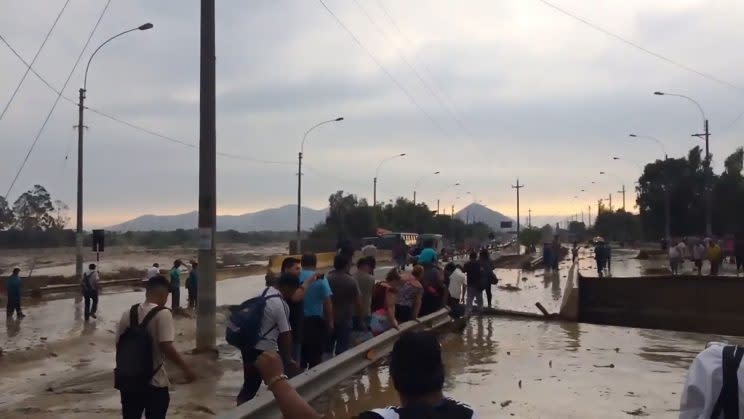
[[352, 0, 473, 138], [4, 0, 113, 199], [317, 0, 455, 141], [0, 32, 295, 167], [536, 0, 744, 93], [374, 0, 474, 136], [0, 0, 70, 121]]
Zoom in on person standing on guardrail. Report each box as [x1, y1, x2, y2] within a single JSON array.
[[463, 252, 482, 317], [299, 253, 333, 369], [327, 254, 362, 356], [82, 263, 100, 321], [5, 268, 24, 319], [358, 331, 477, 419]]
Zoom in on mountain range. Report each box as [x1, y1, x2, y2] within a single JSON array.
[[454, 203, 515, 230], [107, 205, 327, 232]]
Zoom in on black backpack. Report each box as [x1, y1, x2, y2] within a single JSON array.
[[226, 288, 281, 350], [114, 304, 167, 391], [711, 345, 744, 418]]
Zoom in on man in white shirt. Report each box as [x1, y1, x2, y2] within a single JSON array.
[[237, 273, 301, 405], [146, 263, 160, 280], [680, 342, 744, 418], [444, 263, 466, 318], [115, 275, 195, 419]]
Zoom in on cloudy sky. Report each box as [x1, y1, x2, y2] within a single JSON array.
[[1, 0, 743, 228]]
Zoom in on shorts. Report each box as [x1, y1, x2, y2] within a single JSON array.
[[370, 311, 391, 336]]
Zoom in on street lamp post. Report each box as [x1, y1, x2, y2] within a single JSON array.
[[436, 182, 460, 215], [654, 91, 711, 235], [373, 153, 406, 207], [296, 117, 343, 254], [413, 171, 440, 205], [629, 134, 667, 159], [599, 171, 625, 210], [75, 23, 153, 285]]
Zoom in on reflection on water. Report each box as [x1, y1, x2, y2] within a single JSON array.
[[316, 314, 743, 418]]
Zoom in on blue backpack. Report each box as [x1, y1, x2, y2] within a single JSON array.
[[226, 288, 281, 349]]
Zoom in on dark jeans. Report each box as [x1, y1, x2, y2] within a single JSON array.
[[483, 286, 492, 307], [187, 287, 197, 308], [328, 319, 352, 356], [302, 316, 327, 368], [447, 296, 464, 318], [237, 348, 263, 405], [120, 385, 170, 419], [395, 305, 413, 323], [84, 290, 98, 320], [711, 261, 721, 276], [6, 295, 21, 317], [171, 287, 180, 310]]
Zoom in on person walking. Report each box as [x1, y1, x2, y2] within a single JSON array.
[[444, 263, 466, 318], [395, 265, 423, 323], [735, 233, 744, 275], [186, 261, 199, 309], [393, 238, 408, 271], [115, 275, 195, 419], [669, 241, 682, 276], [353, 257, 376, 331], [82, 263, 100, 320], [571, 242, 579, 264], [169, 260, 182, 312], [236, 273, 300, 405], [542, 242, 553, 273], [551, 235, 562, 272], [463, 252, 482, 317], [594, 239, 608, 278], [707, 239, 723, 276], [327, 254, 362, 356], [478, 249, 496, 308], [692, 241, 707, 276], [299, 253, 333, 369], [5, 268, 24, 319]]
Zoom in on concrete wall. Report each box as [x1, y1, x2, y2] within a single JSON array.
[[579, 274, 744, 336]]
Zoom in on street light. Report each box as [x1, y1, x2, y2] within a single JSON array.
[[296, 117, 344, 253], [436, 182, 460, 214], [75, 23, 153, 283], [599, 171, 625, 211], [654, 90, 711, 235], [629, 134, 667, 159], [373, 153, 406, 207], [413, 171, 440, 205]]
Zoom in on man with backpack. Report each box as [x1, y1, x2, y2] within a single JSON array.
[[233, 272, 301, 405], [115, 275, 195, 419], [81, 263, 100, 321]]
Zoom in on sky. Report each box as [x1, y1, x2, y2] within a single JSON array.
[[1, 0, 744, 228]]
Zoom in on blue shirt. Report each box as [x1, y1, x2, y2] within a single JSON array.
[[6, 274, 21, 299], [186, 270, 198, 290], [300, 269, 332, 318], [418, 248, 438, 264], [170, 267, 180, 287]]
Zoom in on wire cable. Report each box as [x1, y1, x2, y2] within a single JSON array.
[[4, 0, 112, 199], [536, 0, 744, 93], [317, 0, 454, 141], [0, 0, 70, 121], [0, 33, 295, 167]]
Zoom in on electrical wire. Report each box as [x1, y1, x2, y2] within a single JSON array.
[[317, 0, 454, 141], [536, 0, 744, 93], [0, 32, 295, 167], [0, 0, 70, 121], [352, 0, 473, 138], [4, 0, 113, 199]]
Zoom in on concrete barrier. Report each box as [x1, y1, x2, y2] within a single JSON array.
[[579, 274, 744, 335], [219, 308, 451, 419]]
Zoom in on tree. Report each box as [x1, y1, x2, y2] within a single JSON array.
[[48, 200, 70, 230], [12, 185, 56, 231], [519, 226, 541, 249], [0, 196, 13, 230], [593, 209, 642, 242]]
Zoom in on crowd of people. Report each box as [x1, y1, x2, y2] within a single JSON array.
[[665, 236, 743, 276]]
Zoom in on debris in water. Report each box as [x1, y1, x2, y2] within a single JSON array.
[[500, 400, 512, 408], [623, 408, 649, 416], [518, 380, 522, 389], [593, 363, 615, 368], [521, 277, 528, 281], [498, 284, 521, 291], [549, 360, 552, 368], [49, 352, 58, 357], [507, 351, 511, 355], [615, 348, 620, 352]]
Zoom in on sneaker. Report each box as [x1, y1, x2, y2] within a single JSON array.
[[90, 313, 97, 319]]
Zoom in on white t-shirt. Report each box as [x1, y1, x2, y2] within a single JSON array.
[[146, 266, 160, 279], [670, 246, 681, 260], [254, 287, 291, 352], [116, 302, 175, 387], [693, 245, 707, 261], [680, 342, 744, 418], [448, 268, 466, 299]]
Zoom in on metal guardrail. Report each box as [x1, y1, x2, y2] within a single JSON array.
[[219, 308, 451, 419]]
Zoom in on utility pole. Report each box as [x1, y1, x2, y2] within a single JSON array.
[[296, 151, 302, 253], [197, 0, 217, 352], [373, 177, 377, 207], [436, 199, 440, 215], [512, 178, 523, 238], [76, 87, 85, 286], [608, 194, 613, 212], [597, 199, 602, 215], [528, 208, 532, 227], [451, 204, 454, 216], [588, 205, 592, 227], [618, 184, 626, 211], [693, 119, 712, 235]]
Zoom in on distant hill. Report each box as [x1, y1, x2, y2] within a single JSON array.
[[107, 205, 327, 232], [455, 203, 515, 231]]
